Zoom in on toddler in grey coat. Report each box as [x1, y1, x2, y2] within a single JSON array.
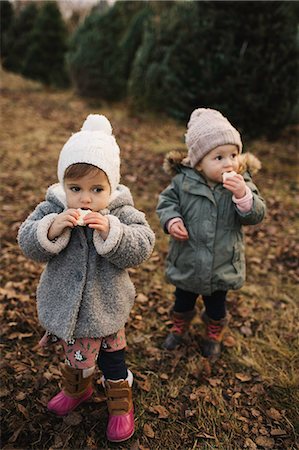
[[157, 108, 266, 358], [18, 114, 155, 443]]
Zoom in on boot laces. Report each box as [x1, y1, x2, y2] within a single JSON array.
[[207, 323, 222, 340], [171, 318, 187, 335]]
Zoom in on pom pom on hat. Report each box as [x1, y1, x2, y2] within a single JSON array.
[[81, 114, 112, 135], [58, 114, 120, 192], [185, 108, 242, 168]]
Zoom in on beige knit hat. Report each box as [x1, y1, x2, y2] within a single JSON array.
[[57, 114, 120, 192], [185, 108, 242, 168]]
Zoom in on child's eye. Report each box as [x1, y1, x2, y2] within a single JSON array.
[[93, 187, 103, 193], [70, 186, 80, 192], [231, 153, 237, 159], [216, 156, 222, 160]]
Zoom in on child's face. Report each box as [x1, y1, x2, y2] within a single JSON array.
[[195, 144, 239, 184], [64, 169, 111, 211]]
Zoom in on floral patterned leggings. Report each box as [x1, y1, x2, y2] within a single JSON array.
[[39, 329, 126, 369]]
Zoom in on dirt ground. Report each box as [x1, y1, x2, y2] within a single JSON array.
[[1, 68, 298, 449]]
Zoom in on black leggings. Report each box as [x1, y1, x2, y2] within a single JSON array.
[[97, 349, 128, 381], [174, 287, 227, 321]]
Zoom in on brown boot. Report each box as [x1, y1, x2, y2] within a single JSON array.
[[201, 311, 228, 359], [163, 309, 196, 350], [47, 364, 94, 416], [61, 364, 94, 397], [103, 370, 135, 442]]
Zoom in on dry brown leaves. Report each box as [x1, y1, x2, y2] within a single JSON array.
[[1, 69, 298, 449]]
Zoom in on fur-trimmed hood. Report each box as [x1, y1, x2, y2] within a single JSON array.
[[163, 150, 261, 177]]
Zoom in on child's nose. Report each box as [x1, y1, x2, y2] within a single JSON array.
[[223, 157, 233, 168], [80, 191, 92, 203]]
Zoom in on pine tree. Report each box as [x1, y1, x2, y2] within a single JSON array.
[[120, 6, 152, 81], [2, 2, 38, 73], [67, 1, 148, 100], [129, 2, 299, 138], [21, 1, 69, 88], [0, 0, 14, 60]]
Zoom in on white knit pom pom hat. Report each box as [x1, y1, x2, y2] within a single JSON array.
[[57, 114, 120, 192], [185, 108, 242, 168]]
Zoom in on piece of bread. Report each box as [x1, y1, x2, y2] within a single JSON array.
[[77, 208, 91, 226], [222, 171, 237, 182]]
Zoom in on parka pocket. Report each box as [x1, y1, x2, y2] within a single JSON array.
[[232, 244, 243, 273]]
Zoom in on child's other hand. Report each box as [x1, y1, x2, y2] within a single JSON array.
[[223, 174, 246, 199], [84, 212, 110, 240], [169, 221, 189, 241], [48, 209, 79, 240]]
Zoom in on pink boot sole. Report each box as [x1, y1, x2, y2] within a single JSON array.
[[47, 387, 93, 416], [106, 407, 135, 442]]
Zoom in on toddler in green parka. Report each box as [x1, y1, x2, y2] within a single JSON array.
[[156, 108, 266, 357]]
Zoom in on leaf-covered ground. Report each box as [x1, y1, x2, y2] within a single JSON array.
[[1, 68, 298, 450]]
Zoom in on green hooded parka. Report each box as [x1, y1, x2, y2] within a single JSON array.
[[156, 152, 266, 296]]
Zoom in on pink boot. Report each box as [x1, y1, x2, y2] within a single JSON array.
[[47, 364, 94, 416], [103, 370, 135, 442]]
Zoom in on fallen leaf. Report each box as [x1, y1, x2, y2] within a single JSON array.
[[240, 325, 253, 336], [235, 373, 252, 382], [136, 378, 151, 392], [207, 378, 222, 387], [157, 306, 168, 315], [235, 414, 249, 423], [223, 335, 236, 347], [17, 403, 29, 419], [143, 423, 155, 438], [190, 392, 197, 401], [251, 408, 261, 417], [190, 385, 210, 401], [43, 370, 52, 380], [237, 306, 251, 318], [243, 423, 250, 433], [259, 426, 268, 435], [244, 437, 257, 449], [150, 404, 169, 419], [196, 386, 210, 397], [255, 436, 275, 448], [159, 373, 169, 380], [15, 392, 26, 401], [14, 363, 29, 373], [270, 428, 287, 436], [250, 257, 262, 264], [185, 409, 196, 418], [49, 366, 61, 376], [267, 407, 282, 421]]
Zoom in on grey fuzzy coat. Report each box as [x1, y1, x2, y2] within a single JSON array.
[[156, 152, 266, 296], [18, 184, 155, 341]]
